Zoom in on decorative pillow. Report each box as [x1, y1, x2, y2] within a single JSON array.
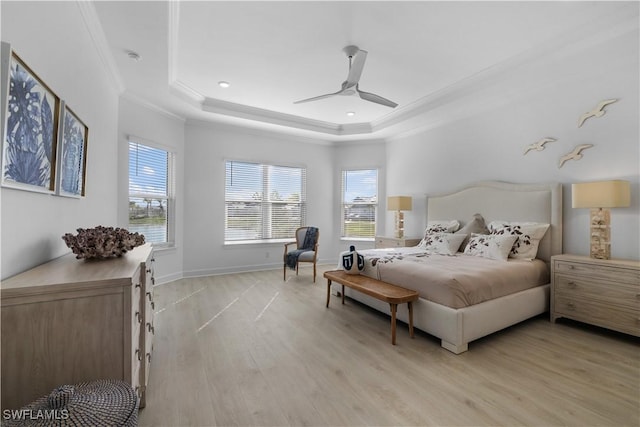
[[419, 220, 460, 247], [464, 233, 518, 261], [487, 221, 550, 260], [422, 220, 459, 236], [421, 233, 467, 255], [455, 213, 489, 252]]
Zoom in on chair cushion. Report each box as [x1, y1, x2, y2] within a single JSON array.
[[297, 251, 315, 261]]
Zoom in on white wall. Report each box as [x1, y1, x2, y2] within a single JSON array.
[[183, 121, 336, 276], [117, 96, 185, 284], [1, 2, 120, 278], [385, 25, 639, 260]]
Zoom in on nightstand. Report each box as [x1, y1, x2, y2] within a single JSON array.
[[374, 236, 421, 249], [550, 254, 640, 337]]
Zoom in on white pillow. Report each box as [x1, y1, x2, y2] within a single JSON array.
[[464, 233, 518, 261], [420, 233, 467, 255], [487, 221, 550, 260], [420, 220, 460, 244]]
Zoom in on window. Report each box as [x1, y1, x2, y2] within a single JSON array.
[[341, 169, 378, 238], [225, 160, 306, 242], [128, 140, 174, 246]]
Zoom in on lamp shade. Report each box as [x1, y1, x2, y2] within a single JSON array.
[[387, 196, 412, 211], [572, 180, 631, 208]]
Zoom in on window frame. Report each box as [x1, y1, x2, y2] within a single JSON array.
[[128, 137, 175, 249], [341, 168, 378, 240], [224, 159, 307, 245]]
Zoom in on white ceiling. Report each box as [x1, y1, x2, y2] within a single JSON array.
[[92, 1, 636, 141]]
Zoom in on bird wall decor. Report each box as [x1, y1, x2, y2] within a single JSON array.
[[558, 144, 594, 168], [577, 99, 618, 128], [523, 137, 556, 155]]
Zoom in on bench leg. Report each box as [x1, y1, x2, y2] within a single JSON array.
[[341, 285, 345, 305], [408, 301, 414, 339], [390, 303, 397, 345], [326, 279, 332, 307]]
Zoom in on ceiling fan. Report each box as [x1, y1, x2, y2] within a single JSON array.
[[294, 45, 398, 108]]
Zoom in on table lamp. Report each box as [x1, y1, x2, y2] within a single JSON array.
[[387, 196, 412, 238], [572, 180, 630, 260]]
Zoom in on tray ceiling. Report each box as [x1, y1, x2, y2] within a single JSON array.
[[92, 1, 637, 140]]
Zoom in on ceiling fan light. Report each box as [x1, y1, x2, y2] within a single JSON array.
[[218, 81, 230, 88], [346, 111, 356, 117]]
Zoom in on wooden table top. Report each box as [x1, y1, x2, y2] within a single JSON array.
[[323, 270, 419, 304]]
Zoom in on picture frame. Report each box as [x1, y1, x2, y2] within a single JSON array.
[[56, 102, 88, 197], [1, 43, 60, 194]]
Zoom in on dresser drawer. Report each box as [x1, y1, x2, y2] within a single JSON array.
[[554, 260, 640, 285], [375, 237, 421, 249], [555, 295, 639, 336], [554, 275, 640, 311]]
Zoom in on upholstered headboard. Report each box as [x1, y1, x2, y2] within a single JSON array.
[[427, 181, 562, 263]]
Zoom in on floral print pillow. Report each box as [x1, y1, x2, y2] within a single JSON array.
[[420, 220, 460, 245], [464, 233, 518, 261], [420, 232, 468, 255], [487, 221, 550, 260]]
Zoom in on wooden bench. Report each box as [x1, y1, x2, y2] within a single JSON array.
[[323, 270, 419, 345]]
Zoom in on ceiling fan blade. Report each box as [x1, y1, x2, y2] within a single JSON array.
[[345, 49, 367, 87], [293, 90, 342, 104], [357, 88, 398, 108]]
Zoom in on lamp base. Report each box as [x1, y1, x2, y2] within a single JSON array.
[[394, 211, 404, 239], [589, 208, 611, 260]]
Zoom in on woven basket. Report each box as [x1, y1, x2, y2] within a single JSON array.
[[3, 379, 138, 426]]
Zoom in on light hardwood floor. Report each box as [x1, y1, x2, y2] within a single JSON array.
[[140, 265, 639, 426]]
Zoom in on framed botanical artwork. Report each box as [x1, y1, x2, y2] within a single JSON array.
[[1, 44, 60, 193], [56, 102, 88, 197]]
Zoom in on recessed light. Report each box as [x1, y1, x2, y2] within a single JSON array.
[[346, 111, 356, 117], [218, 81, 230, 88]]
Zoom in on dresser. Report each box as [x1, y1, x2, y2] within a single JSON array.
[[550, 254, 639, 337], [374, 236, 421, 249], [1, 244, 155, 411]]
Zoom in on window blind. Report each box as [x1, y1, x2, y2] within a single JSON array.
[[341, 169, 378, 238], [225, 161, 306, 241], [129, 141, 170, 244]]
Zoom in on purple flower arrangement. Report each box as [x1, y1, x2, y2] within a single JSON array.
[[62, 226, 145, 259]]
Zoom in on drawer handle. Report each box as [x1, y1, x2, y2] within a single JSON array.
[[151, 258, 156, 262], [135, 311, 141, 324], [151, 301, 155, 310], [151, 277, 156, 285], [146, 353, 152, 363], [566, 302, 576, 310], [567, 265, 575, 270], [146, 268, 152, 273], [567, 281, 577, 289], [147, 322, 155, 334], [135, 283, 141, 289], [136, 349, 141, 361], [146, 292, 153, 302]]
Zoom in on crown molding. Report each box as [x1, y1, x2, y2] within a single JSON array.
[[186, 117, 335, 146], [201, 96, 375, 136], [76, 0, 125, 94], [121, 92, 186, 122]]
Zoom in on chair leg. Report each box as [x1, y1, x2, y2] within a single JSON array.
[[283, 263, 286, 281], [313, 262, 316, 283], [296, 262, 299, 276]]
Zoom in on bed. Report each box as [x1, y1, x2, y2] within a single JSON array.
[[342, 181, 563, 354]]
